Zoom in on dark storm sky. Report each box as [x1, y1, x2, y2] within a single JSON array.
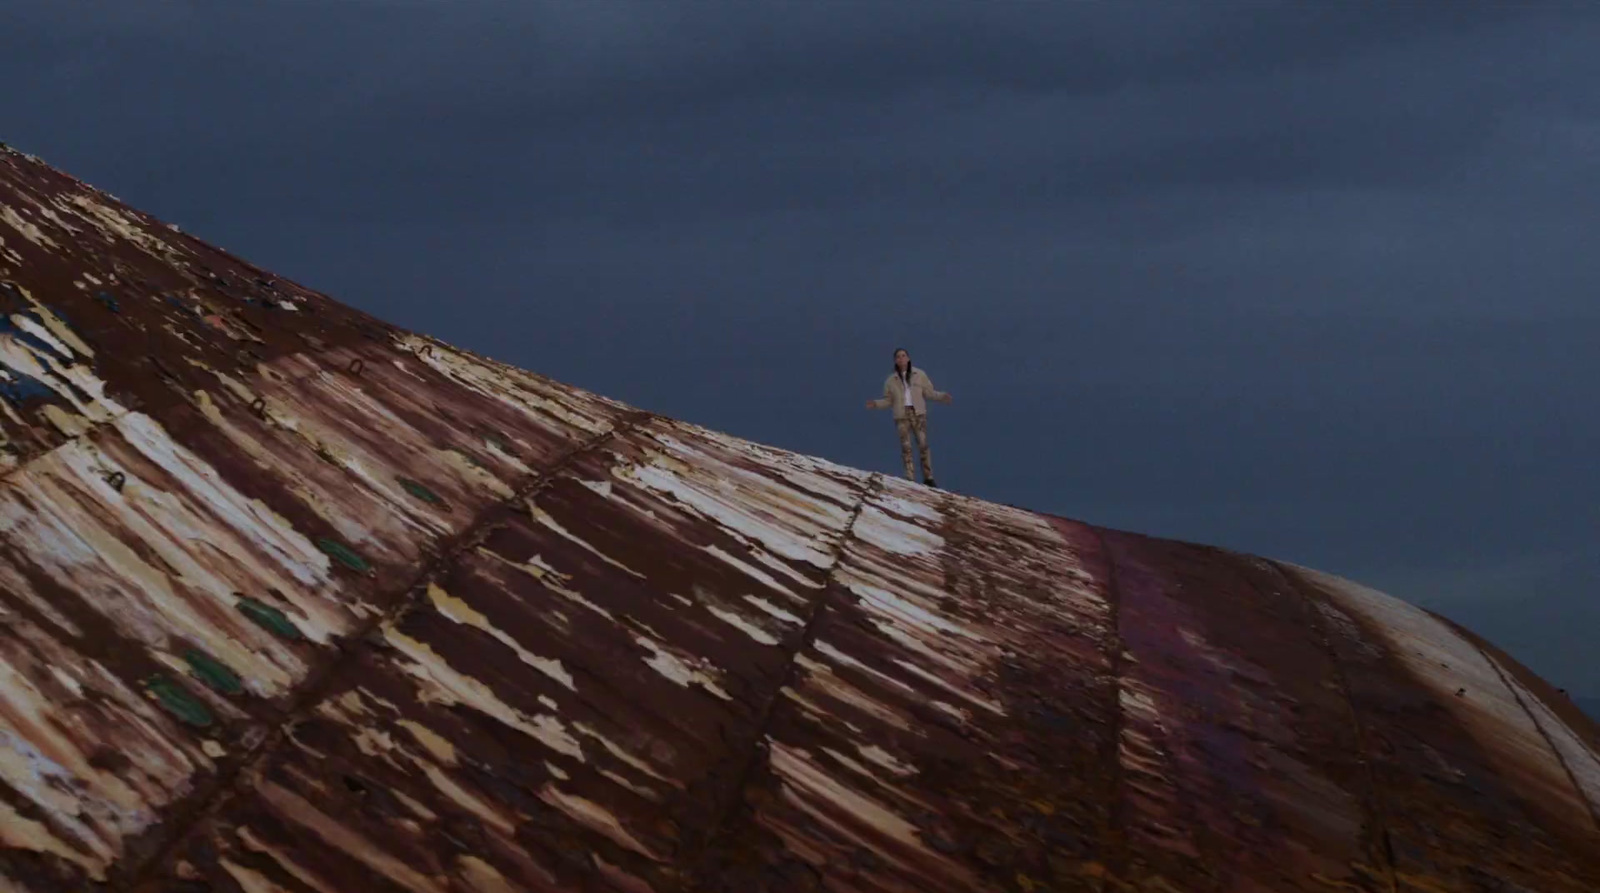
[[4, 3, 1597, 696]]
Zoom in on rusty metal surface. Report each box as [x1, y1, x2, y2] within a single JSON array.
[[2, 144, 1600, 892]]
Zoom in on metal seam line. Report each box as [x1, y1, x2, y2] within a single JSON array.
[[684, 471, 882, 879], [1268, 559, 1400, 893], [118, 408, 654, 891], [1087, 525, 1132, 886], [1471, 637, 1600, 836]]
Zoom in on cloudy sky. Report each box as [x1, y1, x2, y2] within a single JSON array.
[[4, 2, 1597, 699]]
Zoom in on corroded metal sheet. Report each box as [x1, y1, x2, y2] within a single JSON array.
[[137, 417, 870, 892], [731, 486, 1122, 893], [1284, 565, 1600, 892], [3, 143, 1600, 892], [1096, 534, 1388, 892]]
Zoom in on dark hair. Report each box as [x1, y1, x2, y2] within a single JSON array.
[[892, 347, 912, 384]]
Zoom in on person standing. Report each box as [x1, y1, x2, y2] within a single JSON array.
[[865, 347, 952, 487]]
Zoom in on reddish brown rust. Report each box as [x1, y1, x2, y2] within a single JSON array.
[[1, 144, 1598, 892]]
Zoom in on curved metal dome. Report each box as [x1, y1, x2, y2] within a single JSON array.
[[0, 144, 1596, 893]]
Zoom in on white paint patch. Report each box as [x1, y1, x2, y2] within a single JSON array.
[[482, 548, 616, 621], [744, 594, 805, 626], [401, 337, 612, 435], [0, 330, 121, 424], [893, 658, 1005, 716], [384, 624, 585, 761], [870, 492, 940, 528], [528, 501, 645, 578], [116, 413, 336, 590], [63, 195, 170, 257], [790, 659, 914, 732], [0, 204, 58, 248], [539, 786, 660, 860], [635, 636, 732, 700], [483, 437, 532, 475], [702, 544, 801, 602], [841, 575, 979, 641], [426, 584, 575, 690], [867, 617, 981, 679], [9, 314, 73, 358], [768, 742, 966, 880], [625, 456, 842, 569], [858, 744, 918, 778], [813, 641, 918, 695], [706, 604, 780, 646], [442, 450, 514, 498], [855, 504, 943, 557], [571, 723, 673, 784]]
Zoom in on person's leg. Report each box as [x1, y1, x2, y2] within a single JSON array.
[[895, 418, 916, 480], [913, 413, 935, 483]]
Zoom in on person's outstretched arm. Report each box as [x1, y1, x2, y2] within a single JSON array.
[[865, 378, 892, 410], [921, 372, 953, 404]]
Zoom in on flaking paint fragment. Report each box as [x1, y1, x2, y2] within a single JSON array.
[[744, 594, 805, 626], [706, 604, 781, 646], [538, 785, 661, 860], [456, 855, 519, 893], [635, 635, 732, 700], [426, 583, 575, 690], [382, 623, 585, 760], [573, 723, 674, 784], [0, 789, 106, 880], [702, 544, 801, 603], [256, 779, 446, 893], [853, 504, 944, 557], [397, 719, 458, 766], [478, 547, 615, 621], [237, 825, 341, 893], [527, 500, 644, 578]]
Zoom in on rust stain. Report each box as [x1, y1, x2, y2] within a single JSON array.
[[0, 143, 1597, 892]]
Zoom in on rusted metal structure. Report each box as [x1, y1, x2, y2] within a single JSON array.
[[0, 142, 1597, 893]]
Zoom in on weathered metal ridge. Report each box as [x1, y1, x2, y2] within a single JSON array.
[[1, 142, 1598, 893]]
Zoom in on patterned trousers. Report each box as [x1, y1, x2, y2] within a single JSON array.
[[895, 411, 934, 481]]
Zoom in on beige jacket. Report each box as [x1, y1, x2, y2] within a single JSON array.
[[870, 368, 950, 420]]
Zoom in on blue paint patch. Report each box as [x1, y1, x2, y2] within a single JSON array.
[[0, 308, 93, 405], [0, 315, 62, 359], [95, 291, 121, 313], [0, 371, 55, 405]]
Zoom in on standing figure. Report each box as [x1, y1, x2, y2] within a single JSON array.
[[865, 347, 952, 487]]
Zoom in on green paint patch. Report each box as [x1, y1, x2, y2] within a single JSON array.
[[182, 649, 243, 695], [146, 675, 214, 728], [236, 597, 303, 641], [398, 477, 443, 505], [318, 537, 371, 573]]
